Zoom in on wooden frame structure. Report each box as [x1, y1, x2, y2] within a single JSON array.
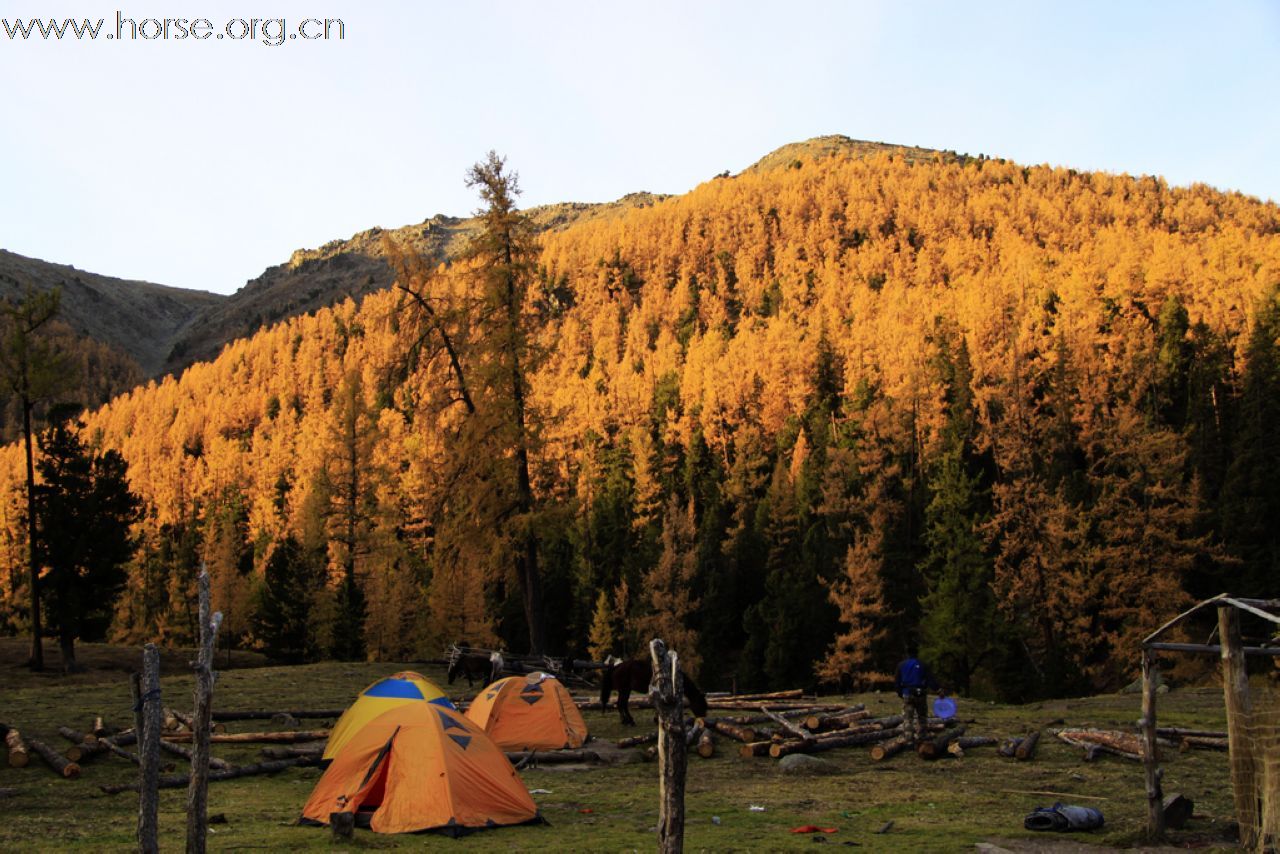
[[1140, 594, 1280, 844]]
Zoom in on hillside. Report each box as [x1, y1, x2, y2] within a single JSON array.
[[0, 249, 222, 377], [2, 141, 1278, 701]]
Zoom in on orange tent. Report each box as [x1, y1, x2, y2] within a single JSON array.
[[465, 672, 589, 751], [301, 701, 540, 835]]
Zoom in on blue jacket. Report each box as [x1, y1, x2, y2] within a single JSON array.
[[894, 657, 939, 696]]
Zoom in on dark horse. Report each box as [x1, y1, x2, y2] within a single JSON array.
[[446, 645, 499, 687], [599, 658, 709, 726]]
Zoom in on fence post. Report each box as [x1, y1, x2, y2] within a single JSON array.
[[649, 638, 686, 854], [186, 568, 222, 854], [138, 643, 161, 854], [1219, 605, 1258, 849]]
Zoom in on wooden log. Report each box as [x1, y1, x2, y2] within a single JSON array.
[[771, 726, 904, 758], [947, 736, 997, 757], [1219, 605, 1258, 849], [503, 749, 601, 765], [997, 736, 1023, 758], [804, 708, 871, 732], [99, 757, 317, 795], [715, 689, 805, 701], [1156, 727, 1228, 740], [261, 746, 323, 760], [739, 741, 773, 758], [57, 728, 110, 763], [762, 706, 816, 742], [158, 739, 231, 771], [1016, 730, 1040, 761], [650, 639, 686, 854], [918, 725, 966, 759], [92, 717, 114, 739], [331, 811, 354, 840], [163, 729, 331, 744], [706, 720, 758, 743], [697, 730, 716, 759], [210, 710, 344, 722], [4, 726, 29, 768], [1179, 736, 1229, 752], [28, 738, 80, 778], [870, 735, 912, 762], [617, 732, 659, 749]]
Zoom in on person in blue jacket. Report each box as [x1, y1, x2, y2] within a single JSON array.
[[895, 643, 944, 744]]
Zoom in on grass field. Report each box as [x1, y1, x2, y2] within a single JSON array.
[[0, 640, 1244, 851]]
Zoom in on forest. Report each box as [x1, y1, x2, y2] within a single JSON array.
[[1, 148, 1277, 701]]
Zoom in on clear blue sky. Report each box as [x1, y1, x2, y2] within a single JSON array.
[[2, 1, 1277, 295]]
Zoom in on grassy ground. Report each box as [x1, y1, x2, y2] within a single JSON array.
[[0, 642, 1244, 851]]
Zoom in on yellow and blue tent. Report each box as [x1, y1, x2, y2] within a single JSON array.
[[322, 671, 455, 762]]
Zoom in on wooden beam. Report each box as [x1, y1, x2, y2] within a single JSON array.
[[1144, 642, 1280, 655], [1219, 605, 1258, 849]]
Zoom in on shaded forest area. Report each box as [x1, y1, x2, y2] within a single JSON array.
[[2, 150, 1278, 700]]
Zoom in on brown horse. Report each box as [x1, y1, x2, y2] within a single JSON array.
[[599, 658, 709, 726]]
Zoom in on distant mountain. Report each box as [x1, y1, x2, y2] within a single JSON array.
[[0, 249, 222, 377], [160, 192, 669, 373]]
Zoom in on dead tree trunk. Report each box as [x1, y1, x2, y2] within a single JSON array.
[[187, 569, 222, 854], [138, 643, 162, 854], [649, 639, 685, 854]]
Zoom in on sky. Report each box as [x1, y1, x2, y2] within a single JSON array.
[[2, 1, 1278, 296]]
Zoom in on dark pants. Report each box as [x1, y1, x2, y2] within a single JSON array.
[[902, 688, 928, 743]]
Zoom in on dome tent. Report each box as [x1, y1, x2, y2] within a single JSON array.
[[465, 672, 589, 751], [301, 701, 541, 835], [321, 671, 455, 763]]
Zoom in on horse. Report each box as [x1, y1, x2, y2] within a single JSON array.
[[445, 645, 502, 687], [599, 657, 709, 726]]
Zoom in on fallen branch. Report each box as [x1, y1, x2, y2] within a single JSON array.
[[99, 757, 317, 795]]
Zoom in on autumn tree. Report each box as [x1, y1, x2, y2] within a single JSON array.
[[636, 495, 701, 675]]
